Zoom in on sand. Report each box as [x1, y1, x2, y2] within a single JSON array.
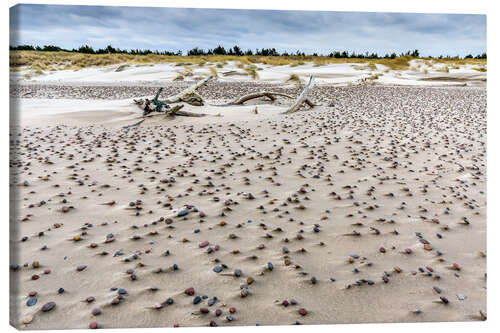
[[9, 69, 487, 329]]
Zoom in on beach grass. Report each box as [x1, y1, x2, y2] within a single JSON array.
[[10, 51, 487, 74]]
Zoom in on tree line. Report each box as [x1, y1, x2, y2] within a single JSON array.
[[9, 44, 487, 59]]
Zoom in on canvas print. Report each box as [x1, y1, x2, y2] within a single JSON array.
[[9, 4, 487, 329]]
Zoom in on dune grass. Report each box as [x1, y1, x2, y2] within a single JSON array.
[[286, 73, 302, 85], [208, 66, 218, 78], [10, 51, 487, 75], [115, 64, 129, 72]]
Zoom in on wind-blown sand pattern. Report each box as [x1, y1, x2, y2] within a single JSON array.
[[10, 72, 486, 329]]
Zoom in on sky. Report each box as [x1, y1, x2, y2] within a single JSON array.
[[9, 4, 487, 57]]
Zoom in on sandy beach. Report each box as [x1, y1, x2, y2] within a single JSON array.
[[9, 63, 487, 329]]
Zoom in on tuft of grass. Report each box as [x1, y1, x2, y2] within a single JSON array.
[[435, 65, 450, 73], [473, 66, 487, 72], [198, 60, 206, 67], [244, 65, 258, 79], [208, 66, 218, 78], [286, 73, 302, 85], [183, 66, 193, 76], [115, 64, 129, 72], [367, 73, 382, 80], [174, 73, 184, 81]]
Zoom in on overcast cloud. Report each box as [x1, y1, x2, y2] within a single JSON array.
[[9, 4, 487, 56]]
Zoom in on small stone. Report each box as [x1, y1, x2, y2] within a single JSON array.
[[76, 265, 87, 272], [26, 297, 37, 307], [185, 287, 195, 296], [193, 296, 202, 304], [246, 277, 254, 285], [229, 307, 236, 313], [215, 309, 222, 316], [41, 301, 56, 312], [178, 209, 189, 217], [213, 266, 222, 273], [22, 315, 33, 324], [298, 308, 308, 316], [91, 308, 102, 316], [89, 321, 98, 329], [199, 241, 209, 248]]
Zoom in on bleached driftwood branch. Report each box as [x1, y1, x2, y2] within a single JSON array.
[[282, 76, 315, 114], [229, 92, 294, 105], [164, 75, 214, 105]]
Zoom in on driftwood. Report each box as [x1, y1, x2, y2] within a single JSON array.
[[220, 91, 317, 108], [163, 75, 214, 105], [222, 70, 249, 77], [122, 119, 145, 128], [282, 76, 315, 114], [229, 92, 294, 105]]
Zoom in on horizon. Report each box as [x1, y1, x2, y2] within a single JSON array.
[[9, 4, 487, 57]]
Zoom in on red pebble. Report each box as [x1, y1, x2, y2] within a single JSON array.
[[31, 274, 39, 280], [229, 307, 236, 313], [89, 322, 98, 329], [185, 287, 195, 296], [199, 241, 209, 248]]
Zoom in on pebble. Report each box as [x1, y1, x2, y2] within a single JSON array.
[[298, 308, 308, 316], [41, 301, 56, 312], [185, 287, 195, 296], [91, 308, 102, 316], [178, 209, 189, 217], [26, 297, 37, 307]]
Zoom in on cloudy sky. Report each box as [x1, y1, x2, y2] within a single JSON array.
[[10, 4, 486, 56]]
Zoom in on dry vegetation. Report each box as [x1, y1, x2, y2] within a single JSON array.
[[10, 51, 487, 76]]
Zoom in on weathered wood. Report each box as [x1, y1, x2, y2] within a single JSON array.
[[282, 76, 315, 114], [173, 110, 207, 117], [122, 119, 145, 128], [163, 76, 214, 105], [222, 70, 249, 77], [230, 92, 294, 105], [164, 104, 206, 117]]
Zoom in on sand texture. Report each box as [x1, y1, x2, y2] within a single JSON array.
[[10, 76, 486, 329]]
